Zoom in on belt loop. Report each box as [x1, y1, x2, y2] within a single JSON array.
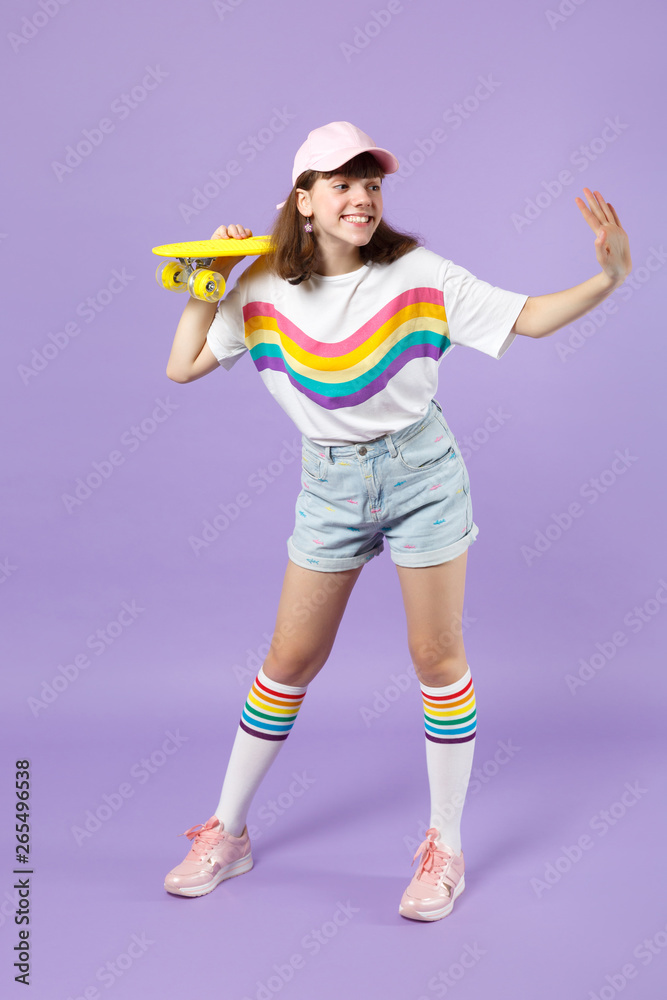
[[325, 445, 333, 464], [385, 432, 398, 458]]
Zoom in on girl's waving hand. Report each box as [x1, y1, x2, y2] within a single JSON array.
[[575, 188, 632, 284]]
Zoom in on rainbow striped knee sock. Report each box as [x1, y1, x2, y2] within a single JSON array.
[[420, 666, 477, 854], [215, 666, 308, 836], [240, 668, 307, 741]]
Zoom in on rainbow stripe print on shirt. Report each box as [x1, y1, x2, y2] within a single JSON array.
[[241, 287, 451, 410], [422, 674, 477, 744], [239, 673, 306, 742]]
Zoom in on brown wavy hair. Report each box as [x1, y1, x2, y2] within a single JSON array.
[[264, 151, 422, 284]]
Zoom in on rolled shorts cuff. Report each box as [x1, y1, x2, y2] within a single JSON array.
[[390, 522, 479, 568], [287, 535, 385, 573]]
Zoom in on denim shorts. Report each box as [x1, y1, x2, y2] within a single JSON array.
[[286, 398, 479, 572]]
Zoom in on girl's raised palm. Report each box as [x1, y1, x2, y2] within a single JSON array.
[[575, 188, 632, 284]]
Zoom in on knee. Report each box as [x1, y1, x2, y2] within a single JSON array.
[[409, 625, 467, 681], [408, 618, 466, 683], [262, 648, 323, 688], [412, 654, 469, 688]]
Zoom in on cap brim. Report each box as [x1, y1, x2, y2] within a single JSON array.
[[312, 145, 399, 175]]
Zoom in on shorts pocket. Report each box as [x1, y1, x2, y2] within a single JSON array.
[[301, 448, 327, 482], [434, 414, 471, 494], [396, 420, 455, 473]]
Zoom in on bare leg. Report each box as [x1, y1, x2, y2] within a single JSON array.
[[262, 559, 365, 686], [395, 549, 469, 685]]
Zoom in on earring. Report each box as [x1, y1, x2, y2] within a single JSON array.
[[304, 216, 313, 233]]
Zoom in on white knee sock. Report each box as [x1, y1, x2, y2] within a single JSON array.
[[215, 666, 308, 837], [420, 665, 477, 854]]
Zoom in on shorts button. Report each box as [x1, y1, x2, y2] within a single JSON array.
[[358, 446, 367, 456]]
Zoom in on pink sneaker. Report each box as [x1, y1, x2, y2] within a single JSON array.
[[164, 815, 253, 897], [399, 828, 465, 921]]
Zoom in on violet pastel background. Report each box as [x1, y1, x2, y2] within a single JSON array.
[[1, 0, 666, 997]]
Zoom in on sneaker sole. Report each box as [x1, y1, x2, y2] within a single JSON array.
[[164, 852, 254, 897], [398, 874, 465, 922]]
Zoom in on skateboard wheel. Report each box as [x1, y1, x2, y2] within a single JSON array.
[[188, 268, 225, 302], [156, 260, 189, 292]]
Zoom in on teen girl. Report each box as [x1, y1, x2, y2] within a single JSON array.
[[163, 121, 631, 921]]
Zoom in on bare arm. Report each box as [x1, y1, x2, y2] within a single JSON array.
[[165, 224, 252, 383], [512, 187, 632, 339], [512, 270, 622, 339]]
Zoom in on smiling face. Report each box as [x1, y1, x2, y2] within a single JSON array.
[[295, 171, 383, 269]]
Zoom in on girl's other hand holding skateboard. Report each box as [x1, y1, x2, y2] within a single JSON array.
[[209, 224, 254, 272]]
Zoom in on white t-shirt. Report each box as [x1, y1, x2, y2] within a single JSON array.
[[206, 245, 528, 446]]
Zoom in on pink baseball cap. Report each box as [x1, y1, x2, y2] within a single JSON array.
[[275, 121, 399, 210]]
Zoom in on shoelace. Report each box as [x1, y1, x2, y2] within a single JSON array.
[[179, 818, 222, 860], [411, 827, 452, 888]]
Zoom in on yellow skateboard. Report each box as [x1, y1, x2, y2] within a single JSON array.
[[152, 235, 273, 302]]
